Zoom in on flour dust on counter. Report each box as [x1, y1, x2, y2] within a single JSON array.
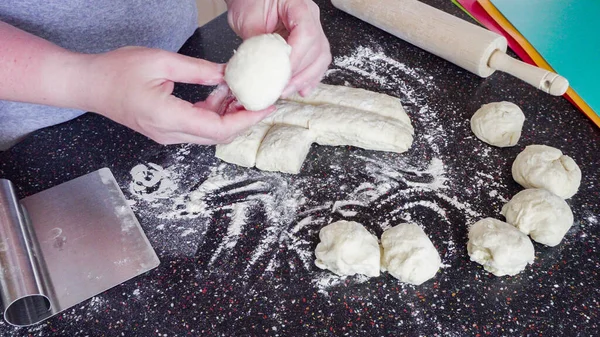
[[117, 43, 508, 302], [85, 41, 537, 336]]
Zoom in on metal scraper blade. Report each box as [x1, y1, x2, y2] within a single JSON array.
[[0, 168, 160, 326]]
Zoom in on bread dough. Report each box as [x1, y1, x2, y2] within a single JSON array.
[[467, 218, 535, 276], [501, 189, 574, 247], [470, 101, 525, 147], [309, 104, 413, 153], [287, 83, 413, 131], [264, 101, 413, 153], [262, 101, 316, 128], [224, 34, 292, 111], [215, 123, 272, 167], [255, 124, 314, 174], [512, 145, 581, 198], [215, 84, 413, 173], [314, 220, 380, 277], [380, 223, 441, 285]]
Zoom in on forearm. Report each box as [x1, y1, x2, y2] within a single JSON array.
[[0, 21, 90, 110]]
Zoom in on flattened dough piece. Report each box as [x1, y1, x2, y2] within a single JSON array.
[[309, 104, 413, 153], [215, 123, 272, 167], [255, 124, 314, 174], [286, 83, 413, 132]]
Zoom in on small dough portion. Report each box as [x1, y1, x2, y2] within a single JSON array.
[[467, 218, 535, 276], [380, 223, 441, 285], [286, 83, 413, 132], [501, 189, 574, 247], [255, 124, 314, 174], [314, 220, 380, 277], [512, 145, 581, 199], [215, 123, 272, 167], [309, 104, 414, 153], [470, 101, 525, 147], [224, 34, 292, 111]]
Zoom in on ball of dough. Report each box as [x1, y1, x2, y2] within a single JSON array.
[[511, 145, 581, 199], [380, 223, 441, 285], [314, 220, 380, 277], [467, 218, 535, 276], [224, 34, 292, 111], [501, 189, 574, 247], [470, 101, 525, 147]]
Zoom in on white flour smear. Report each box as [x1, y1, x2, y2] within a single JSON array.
[[124, 44, 503, 297]]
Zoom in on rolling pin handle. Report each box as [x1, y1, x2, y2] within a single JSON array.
[[488, 50, 569, 96]]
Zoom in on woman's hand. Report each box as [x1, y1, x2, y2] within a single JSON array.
[[225, 0, 332, 97], [78, 47, 274, 145]]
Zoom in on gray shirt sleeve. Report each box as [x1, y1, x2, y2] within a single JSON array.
[[0, 0, 199, 150]]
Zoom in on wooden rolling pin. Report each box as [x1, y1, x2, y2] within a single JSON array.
[[331, 0, 569, 96]]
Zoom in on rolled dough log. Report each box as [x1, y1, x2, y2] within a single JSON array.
[[286, 83, 413, 132], [309, 104, 413, 153], [255, 124, 314, 174]]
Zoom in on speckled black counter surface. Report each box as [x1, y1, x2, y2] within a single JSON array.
[[1, 1, 599, 336]]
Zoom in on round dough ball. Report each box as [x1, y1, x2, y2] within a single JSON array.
[[224, 34, 292, 111], [467, 218, 534, 276], [470, 101, 525, 147], [501, 189, 574, 247], [380, 223, 441, 285], [511, 145, 581, 199], [314, 220, 380, 277]]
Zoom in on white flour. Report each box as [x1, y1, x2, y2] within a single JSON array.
[[124, 44, 502, 296]]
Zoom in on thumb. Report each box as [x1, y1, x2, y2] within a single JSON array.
[[160, 52, 225, 85]]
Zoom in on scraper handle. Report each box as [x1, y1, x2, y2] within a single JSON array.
[[488, 50, 569, 96]]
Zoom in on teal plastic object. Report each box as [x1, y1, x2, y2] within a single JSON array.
[[490, 0, 600, 117]]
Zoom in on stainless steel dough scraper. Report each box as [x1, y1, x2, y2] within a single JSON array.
[[0, 168, 159, 326]]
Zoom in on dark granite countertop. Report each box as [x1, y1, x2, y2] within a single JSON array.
[[1, 0, 599, 336]]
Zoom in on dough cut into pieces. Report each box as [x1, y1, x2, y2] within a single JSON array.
[[215, 123, 272, 167], [467, 218, 535, 277], [470, 101, 525, 147], [309, 104, 414, 153], [224, 34, 291, 111], [214, 84, 415, 173], [314, 220, 380, 277], [255, 124, 314, 174], [501, 188, 574, 247], [380, 223, 441, 285], [512, 145, 581, 198], [286, 83, 413, 131]]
